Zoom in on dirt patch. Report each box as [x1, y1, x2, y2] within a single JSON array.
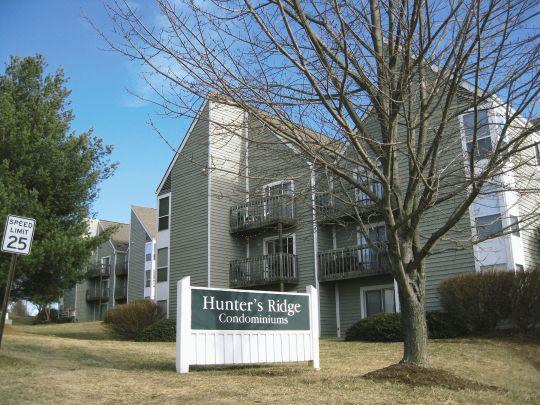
[[363, 363, 501, 391]]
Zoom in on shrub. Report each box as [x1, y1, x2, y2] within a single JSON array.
[[137, 318, 176, 342], [34, 308, 59, 323], [439, 271, 514, 334], [511, 268, 540, 334], [105, 300, 164, 340], [345, 312, 464, 342], [426, 311, 465, 339], [345, 313, 402, 342]]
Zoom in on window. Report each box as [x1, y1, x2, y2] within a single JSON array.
[[509, 215, 520, 237], [362, 286, 395, 317], [158, 196, 170, 231], [157, 300, 167, 314], [480, 263, 508, 272], [355, 165, 384, 205], [157, 247, 168, 283], [263, 180, 293, 197], [475, 214, 503, 237], [462, 110, 492, 160], [145, 270, 151, 288], [264, 235, 295, 255], [145, 253, 152, 262], [515, 264, 524, 272], [535, 142, 540, 166]]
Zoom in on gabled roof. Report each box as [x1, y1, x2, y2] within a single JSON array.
[[131, 205, 157, 238], [99, 220, 131, 252]]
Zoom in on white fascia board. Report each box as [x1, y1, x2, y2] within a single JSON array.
[[156, 99, 209, 195]]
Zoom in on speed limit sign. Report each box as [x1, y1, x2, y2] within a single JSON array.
[[1, 214, 36, 256]]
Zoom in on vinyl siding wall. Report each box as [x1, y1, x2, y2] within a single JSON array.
[[128, 210, 147, 302], [168, 102, 210, 319]]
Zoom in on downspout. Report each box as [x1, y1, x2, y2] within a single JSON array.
[[207, 101, 212, 287], [308, 162, 320, 337]]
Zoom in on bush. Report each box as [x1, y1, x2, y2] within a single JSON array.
[[439, 271, 514, 334], [34, 308, 59, 324], [511, 269, 540, 334], [137, 318, 176, 342], [105, 300, 164, 340], [345, 312, 463, 342], [345, 313, 402, 342]]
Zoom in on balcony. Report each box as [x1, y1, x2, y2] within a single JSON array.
[[230, 194, 296, 235], [318, 244, 390, 282], [316, 186, 382, 223], [85, 287, 110, 302], [230, 253, 298, 288], [115, 262, 128, 276], [115, 284, 127, 300], [86, 263, 111, 279]]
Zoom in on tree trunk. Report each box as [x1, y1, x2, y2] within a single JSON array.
[[399, 284, 429, 367]]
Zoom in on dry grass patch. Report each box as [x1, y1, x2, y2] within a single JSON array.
[[0, 323, 539, 404]]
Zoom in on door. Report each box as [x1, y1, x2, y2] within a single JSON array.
[[264, 235, 295, 280], [263, 181, 294, 218]]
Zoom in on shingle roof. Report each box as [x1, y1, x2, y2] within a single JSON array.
[[99, 220, 131, 251], [131, 205, 157, 238]]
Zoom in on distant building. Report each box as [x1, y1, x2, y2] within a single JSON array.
[[60, 219, 130, 321], [127, 205, 159, 308]]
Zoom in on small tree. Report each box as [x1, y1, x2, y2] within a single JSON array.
[[100, 0, 539, 367], [0, 55, 117, 310]]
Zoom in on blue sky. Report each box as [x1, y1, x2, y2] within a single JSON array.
[[0, 1, 189, 224]]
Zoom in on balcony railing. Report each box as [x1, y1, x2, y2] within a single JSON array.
[[85, 287, 110, 302], [87, 263, 111, 279], [316, 186, 382, 223], [230, 253, 298, 288], [115, 284, 127, 300], [318, 244, 390, 282], [230, 194, 296, 234], [115, 262, 128, 276]]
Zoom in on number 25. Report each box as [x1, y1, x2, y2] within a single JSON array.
[[7, 236, 28, 250]]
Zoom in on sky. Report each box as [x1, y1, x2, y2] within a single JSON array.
[[0, 0, 190, 224]]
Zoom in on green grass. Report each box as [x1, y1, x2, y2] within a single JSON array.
[[0, 322, 539, 404]]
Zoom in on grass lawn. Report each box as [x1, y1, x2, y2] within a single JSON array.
[[1, 322, 539, 404]]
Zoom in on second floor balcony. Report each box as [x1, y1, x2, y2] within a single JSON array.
[[85, 287, 110, 302], [318, 244, 390, 282], [115, 262, 128, 276], [230, 252, 298, 288], [87, 263, 111, 279], [230, 194, 296, 235]]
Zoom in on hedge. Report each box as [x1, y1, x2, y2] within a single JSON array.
[[137, 318, 176, 342], [440, 268, 539, 335], [344, 311, 463, 342]]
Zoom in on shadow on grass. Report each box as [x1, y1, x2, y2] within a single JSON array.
[[191, 363, 309, 376]]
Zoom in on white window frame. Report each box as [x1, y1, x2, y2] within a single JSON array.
[[360, 284, 397, 319], [157, 194, 171, 232], [459, 108, 495, 162], [156, 247, 169, 284]]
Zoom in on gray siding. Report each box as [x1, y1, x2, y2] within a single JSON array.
[[168, 102, 210, 319], [128, 210, 147, 302]]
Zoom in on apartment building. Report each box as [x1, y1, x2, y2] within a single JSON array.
[[61, 219, 130, 321], [155, 94, 539, 337], [127, 205, 161, 308]]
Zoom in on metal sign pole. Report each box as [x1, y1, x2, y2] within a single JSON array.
[[0, 254, 18, 348]]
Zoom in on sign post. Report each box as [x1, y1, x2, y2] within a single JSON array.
[[0, 215, 36, 348], [176, 276, 320, 373]]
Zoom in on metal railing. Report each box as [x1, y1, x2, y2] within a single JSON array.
[[114, 284, 127, 299], [318, 244, 390, 281], [230, 252, 298, 288], [115, 262, 128, 276], [85, 287, 110, 302], [230, 194, 295, 234], [87, 263, 111, 279], [316, 186, 382, 222]]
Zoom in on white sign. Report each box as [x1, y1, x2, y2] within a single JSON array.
[[176, 276, 320, 373], [1, 215, 36, 255]]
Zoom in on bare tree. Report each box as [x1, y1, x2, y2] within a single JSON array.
[[98, 0, 539, 367]]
